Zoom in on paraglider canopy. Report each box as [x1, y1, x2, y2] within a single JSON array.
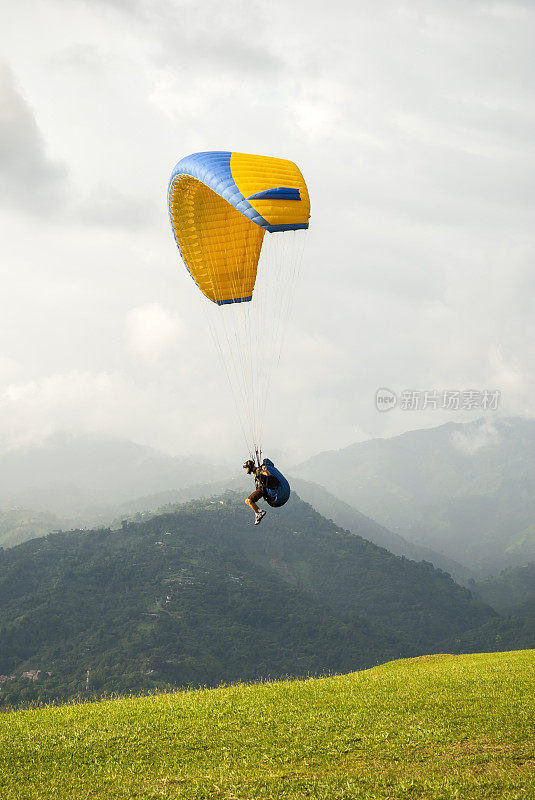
[[167, 149, 310, 459], [167, 151, 310, 305]]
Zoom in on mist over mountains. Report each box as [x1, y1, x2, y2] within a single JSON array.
[[0, 449, 471, 584], [0, 418, 533, 580], [297, 417, 535, 573], [0, 432, 231, 514]]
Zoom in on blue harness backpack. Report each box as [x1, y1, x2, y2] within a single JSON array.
[[262, 458, 291, 508]]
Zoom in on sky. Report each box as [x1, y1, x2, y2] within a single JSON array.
[[0, 0, 534, 464]]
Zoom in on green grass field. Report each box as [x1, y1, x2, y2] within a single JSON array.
[[1, 650, 533, 799]]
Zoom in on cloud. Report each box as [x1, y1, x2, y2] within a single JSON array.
[[151, 1, 283, 75], [0, 357, 19, 385], [0, 366, 225, 456], [0, 62, 67, 213], [124, 304, 183, 360], [451, 418, 500, 455], [0, 0, 534, 461], [77, 182, 155, 228], [0, 370, 117, 453], [0, 60, 154, 230]]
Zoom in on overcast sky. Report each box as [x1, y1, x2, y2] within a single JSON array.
[[1, 0, 534, 464]]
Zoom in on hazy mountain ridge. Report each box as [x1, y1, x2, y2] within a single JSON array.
[[0, 469, 472, 586], [437, 603, 534, 656], [0, 508, 63, 550], [1, 418, 533, 581], [289, 477, 473, 583], [471, 563, 535, 616], [296, 417, 535, 573], [0, 432, 231, 514], [111, 475, 473, 583]]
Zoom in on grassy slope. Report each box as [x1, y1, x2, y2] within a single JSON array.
[[1, 650, 533, 800]]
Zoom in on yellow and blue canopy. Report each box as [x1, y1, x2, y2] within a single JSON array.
[[168, 151, 310, 305]]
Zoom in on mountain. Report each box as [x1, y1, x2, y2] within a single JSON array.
[[471, 563, 535, 616], [443, 559, 535, 674], [0, 468, 472, 588], [437, 601, 534, 655], [0, 493, 495, 708], [0, 508, 63, 550], [296, 417, 535, 573], [0, 432, 230, 515], [4, 418, 533, 576], [111, 474, 473, 583], [289, 477, 473, 583]]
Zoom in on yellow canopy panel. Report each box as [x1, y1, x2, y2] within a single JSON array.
[[168, 151, 310, 304]]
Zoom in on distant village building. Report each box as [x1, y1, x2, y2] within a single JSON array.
[[21, 670, 40, 681]]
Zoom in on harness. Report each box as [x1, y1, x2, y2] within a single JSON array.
[[254, 459, 290, 508]]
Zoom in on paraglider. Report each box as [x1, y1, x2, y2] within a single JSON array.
[[243, 457, 291, 524], [168, 151, 309, 519]]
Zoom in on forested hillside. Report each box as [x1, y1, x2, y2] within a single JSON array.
[[471, 563, 535, 615], [0, 508, 62, 550], [0, 493, 496, 708], [113, 474, 473, 582]]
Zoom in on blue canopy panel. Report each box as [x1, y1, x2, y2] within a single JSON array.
[[168, 151, 309, 233]]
